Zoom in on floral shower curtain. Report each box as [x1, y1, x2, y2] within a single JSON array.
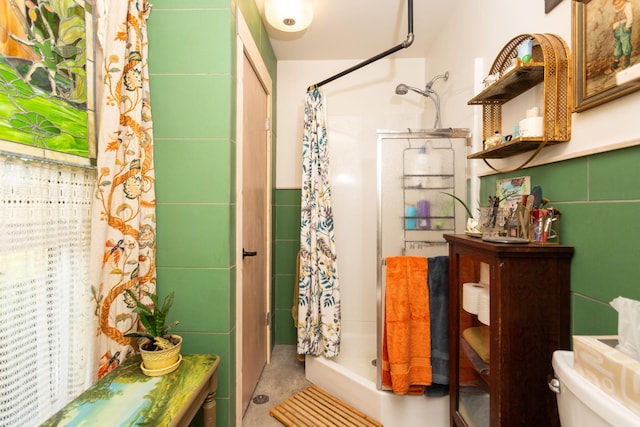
[[90, 0, 156, 379], [297, 88, 341, 357]]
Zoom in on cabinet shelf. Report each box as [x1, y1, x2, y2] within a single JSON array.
[[462, 374, 490, 392], [460, 338, 491, 388], [466, 33, 572, 167]]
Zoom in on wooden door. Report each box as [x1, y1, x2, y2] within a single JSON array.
[[240, 51, 270, 415]]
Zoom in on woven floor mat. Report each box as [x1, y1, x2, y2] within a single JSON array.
[[269, 384, 383, 427]]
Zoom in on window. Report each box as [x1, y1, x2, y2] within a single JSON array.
[[0, 154, 95, 426]]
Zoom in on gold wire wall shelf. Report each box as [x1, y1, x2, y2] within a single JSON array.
[[468, 33, 572, 168]]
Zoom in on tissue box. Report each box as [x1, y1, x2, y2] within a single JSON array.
[[573, 335, 640, 416]]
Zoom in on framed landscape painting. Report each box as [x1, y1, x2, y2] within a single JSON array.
[[0, 0, 95, 163]]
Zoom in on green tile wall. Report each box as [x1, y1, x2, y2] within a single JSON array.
[[148, 1, 275, 425], [479, 144, 640, 340], [273, 190, 302, 345]]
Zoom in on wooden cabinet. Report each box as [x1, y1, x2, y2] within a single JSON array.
[[467, 33, 571, 163], [445, 234, 574, 427]]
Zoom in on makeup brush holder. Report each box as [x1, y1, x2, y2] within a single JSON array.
[[507, 213, 531, 240], [480, 207, 508, 239], [530, 209, 561, 244]]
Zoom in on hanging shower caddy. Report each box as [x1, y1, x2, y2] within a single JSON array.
[[401, 142, 455, 251], [377, 129, 471, 257]]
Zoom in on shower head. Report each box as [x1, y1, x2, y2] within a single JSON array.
[[395, 71, 450, 97], [395, 83, 409, 95], [395, 83, 429, 97]]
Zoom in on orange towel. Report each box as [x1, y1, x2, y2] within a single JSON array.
[[382, 256, 432, 395]]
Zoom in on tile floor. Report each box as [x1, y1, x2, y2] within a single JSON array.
[[242, 345, 311, 426]]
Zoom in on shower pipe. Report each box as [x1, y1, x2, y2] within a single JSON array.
[[307, 0, 414, 91]]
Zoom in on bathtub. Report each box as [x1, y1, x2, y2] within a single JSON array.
[[305, 332, 449, 427]]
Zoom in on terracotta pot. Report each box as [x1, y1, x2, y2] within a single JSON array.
[[139, 335, 182, 373]]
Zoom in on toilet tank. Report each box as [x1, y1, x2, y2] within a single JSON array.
[[551, 350, 640, 427]]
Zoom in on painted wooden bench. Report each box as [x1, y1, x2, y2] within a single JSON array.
[[42, 354, 220, 427]]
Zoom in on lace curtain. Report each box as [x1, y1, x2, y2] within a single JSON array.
[[0, 155, 96, 426]]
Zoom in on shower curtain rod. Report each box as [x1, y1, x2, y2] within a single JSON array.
[[307, 0, 414, 91]]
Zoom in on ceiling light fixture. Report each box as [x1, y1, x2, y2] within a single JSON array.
[[264, 0, 313, 32]]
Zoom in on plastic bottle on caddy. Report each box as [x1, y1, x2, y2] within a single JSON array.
[[417, 200, 430, 230], [405, 205, 417, 230]]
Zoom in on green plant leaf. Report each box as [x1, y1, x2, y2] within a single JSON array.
[[125, 288, 156, 336], [125, 289, 153, 317], [163, 320, 180, 336], [138, 312, 156, 336], [144, 290, 159, 308], [441, 192, 473, 218], [160, 292, 174, 316], [124, 331, 154, 340]]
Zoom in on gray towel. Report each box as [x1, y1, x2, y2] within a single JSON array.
[[425, 256, 449, 396]]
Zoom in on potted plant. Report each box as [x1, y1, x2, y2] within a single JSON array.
[[124, 289, 182, 376]]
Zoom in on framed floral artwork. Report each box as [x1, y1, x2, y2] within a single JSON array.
[[573, 0, 640, 112], [496, 176, 531, 215], [0, 0, 95, 164]]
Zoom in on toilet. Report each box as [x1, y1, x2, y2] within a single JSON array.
[[551, 350, 640, 427]]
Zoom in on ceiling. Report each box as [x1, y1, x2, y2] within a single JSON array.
[[253, 0, 457, 61]]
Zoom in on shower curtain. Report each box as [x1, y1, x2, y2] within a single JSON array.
[[90, 0, 156, 379], [297, 88, 341, 357]]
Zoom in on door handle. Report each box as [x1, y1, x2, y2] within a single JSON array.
[[243, 248, 257, 259]]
